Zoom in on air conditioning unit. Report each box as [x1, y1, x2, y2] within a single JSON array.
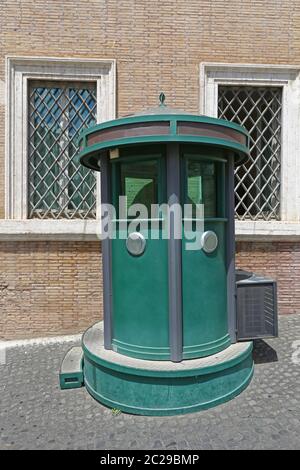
[[236, 270, 278, 341]]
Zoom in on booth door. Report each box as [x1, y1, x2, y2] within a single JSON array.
[[110, 155, 170, 360], [181, 156, 231, 359]]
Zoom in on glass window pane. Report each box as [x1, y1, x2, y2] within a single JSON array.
[[28, 81, 97, 219], [120, 160, 158, 215], [187, 160, 216, 218], [218, 86, 282, 220]]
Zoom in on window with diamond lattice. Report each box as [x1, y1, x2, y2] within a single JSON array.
[[28, 81, 97, 219], [218, 86, 282, 220]]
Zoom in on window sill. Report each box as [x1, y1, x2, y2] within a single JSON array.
[[235, 221, 300, 241], [0, 219, 300, 242], [0, 220, 101, 241]]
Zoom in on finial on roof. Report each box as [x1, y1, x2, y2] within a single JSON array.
[[159, 92, 166, 107]]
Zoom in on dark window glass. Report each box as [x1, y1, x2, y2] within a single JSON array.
[[187, 160, 216, 218], [120, 160, 158, 215]]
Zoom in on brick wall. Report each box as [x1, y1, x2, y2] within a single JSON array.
[[1, 239, 298, 340], [0, 242, 103, 339], [236, 241, 300, 315], [1, 1, 300, 338], [1, 1, 300, 217]]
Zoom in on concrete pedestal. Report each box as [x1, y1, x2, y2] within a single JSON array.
[[80, 322, 253, 416]]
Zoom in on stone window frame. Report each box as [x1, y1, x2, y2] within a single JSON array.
[[2, 56, 116, 240], [200, 63, 300, 241]]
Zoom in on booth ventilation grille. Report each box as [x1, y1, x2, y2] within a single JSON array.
[[218, 86, 282, 220], [236, 279, 278, 340], [28, 81, 97, 219]]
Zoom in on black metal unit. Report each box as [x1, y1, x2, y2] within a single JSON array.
[[236, 270, 278, 340]]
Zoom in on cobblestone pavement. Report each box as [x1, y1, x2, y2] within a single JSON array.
[[0, 315, 299, 450]]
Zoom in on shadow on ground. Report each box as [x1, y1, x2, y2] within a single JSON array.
[[252, 338, 278, 364]]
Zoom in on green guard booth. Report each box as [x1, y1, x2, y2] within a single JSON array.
[[60, 96, 254, 416]]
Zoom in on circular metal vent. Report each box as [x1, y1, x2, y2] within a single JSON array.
[[201, 231, 218, 254], [126, 232, 146, 256]]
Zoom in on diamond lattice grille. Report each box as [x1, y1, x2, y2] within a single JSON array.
[[218, 86, 282, 220], [28, 81, 97, 219]]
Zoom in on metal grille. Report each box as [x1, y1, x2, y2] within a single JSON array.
[[28, 80, 97, 219], [218, 86, 282, 220], [236, 278, 278, 340]]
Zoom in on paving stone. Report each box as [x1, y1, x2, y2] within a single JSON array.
[[0, 315, 299, 450]]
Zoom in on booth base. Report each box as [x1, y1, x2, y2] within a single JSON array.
[[76, 322, 254, 416], [59, 346, 84, 390]]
